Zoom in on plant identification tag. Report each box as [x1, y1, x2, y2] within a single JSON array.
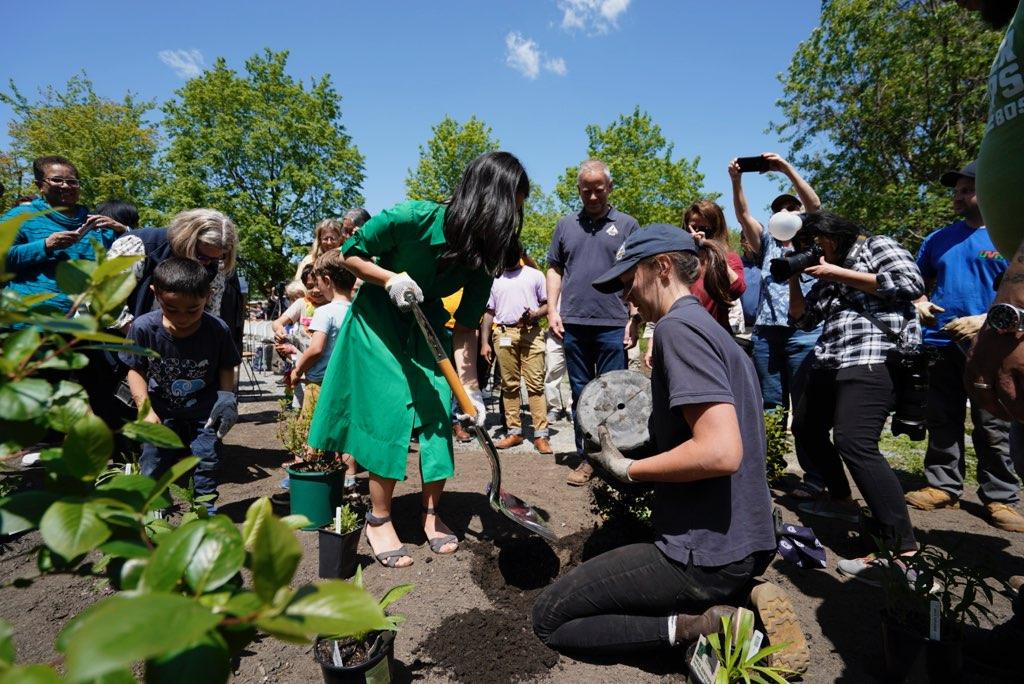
[[499, 336, 513, 348], [929, 599, 941, 641], [688, 634, 719, 684], [747, 628, 764, 660]]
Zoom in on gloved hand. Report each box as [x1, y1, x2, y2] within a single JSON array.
[[943, 314, 986, 344], [384, 271, 424, 311], [204, 390, 238, 439], [913, 299, 945, 327], [455, 388, 487, 428], [589, 425, 635, 482]]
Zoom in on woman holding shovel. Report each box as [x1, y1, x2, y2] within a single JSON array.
[[307, 151, 530, 568]]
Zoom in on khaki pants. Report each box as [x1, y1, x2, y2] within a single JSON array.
[[494, 324, 548, 436]]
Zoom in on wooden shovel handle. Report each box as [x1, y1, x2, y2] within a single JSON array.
[[438, 358, 476, 418]]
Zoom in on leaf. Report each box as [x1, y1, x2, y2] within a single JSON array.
[[0, 664, 62, 684], [144, 456, 198, 510], [250, 513, 301, 603], [0, 618, 14, 666], [35, 352, 89, 371], [99, 538, 150, 560], [46, 380, 90, 432], [92, 255, 141, 281], [97, 474, 158, 511], [144, 629, 230, 684], [58, 593, 221, 683], [184, 516, 245, 594], [378, 583, 414, 611], [1, 328, 40, 371], [140, 519, 206, 592], [241, 497, 273, 550], [0, 490, 59, 535], [0, 379, 52, 421], [39, 499, 111, 560], [0, 211, 49, 264], [25, 316, 98, 334], [55, 260, 95, 295], [73, 330, 134, 344], [121, 420, 183, 448], [279, 514, 311, 530], [258, 580, 390, 640], [63, 413, 113, 480], [222, 591, 263, 617], [79, 342, 157, 357], [91, 272, 137, 316]]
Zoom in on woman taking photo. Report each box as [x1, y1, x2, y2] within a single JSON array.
[[308, 151, 530, 568], [788, 211, 923, 582], [684, 199, 746, 330], [294, 218, 343, 281]]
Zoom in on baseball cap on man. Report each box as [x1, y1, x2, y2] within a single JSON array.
[[770, 193, 801, 213], [592, 224, 698, 294], [940, 160, 977, 187]]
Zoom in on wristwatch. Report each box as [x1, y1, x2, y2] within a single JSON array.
[[985, 303, 1024, 334]]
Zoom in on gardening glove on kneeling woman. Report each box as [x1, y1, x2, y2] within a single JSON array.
[[385, 271, 424, 311], [205, 390, 239, 439], [455, 388, 487, 428], [589, 425, 635, 482]]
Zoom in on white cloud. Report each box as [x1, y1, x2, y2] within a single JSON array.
[[544, 57, 568, 76], [557, 0, 630, 34], [505, 32, 541, 79], [158, 49, 205, 78]]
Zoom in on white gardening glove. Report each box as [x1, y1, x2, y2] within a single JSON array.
[[943, 314, 986, 344], [204, 390, 238, 439], [384, 271, 424, 311], [455, 388, 487, 428], [913, 299, 945, 327], [589, 425, 635, 482]]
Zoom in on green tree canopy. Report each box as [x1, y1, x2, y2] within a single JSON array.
[[520, 185, 561, 268], [0, 74, 159, 218], [157, 49, 365, 294], [772, 0, 1002, 248], [405, 115, 500, 201], [555, 107, 711, 227]]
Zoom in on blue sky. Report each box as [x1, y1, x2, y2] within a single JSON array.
[[1, 1, 822, 223]]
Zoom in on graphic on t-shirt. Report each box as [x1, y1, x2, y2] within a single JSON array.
[[606, 225, 618, 237], [149, 358, 211, 410], [987, 26, 1024, 132]]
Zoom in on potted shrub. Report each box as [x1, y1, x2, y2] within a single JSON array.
[[875, 543, 1001, 683], [277, 408, 344, 529], [319, 504, 364, 579], [686, 610, 794, 683], [313, 568, 413, 683]]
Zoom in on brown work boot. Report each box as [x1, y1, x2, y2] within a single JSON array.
[[987, 502, 1024, 533], [674, 605, 738, 644], [533, 437, 553, 454], [495, 434, 524, 449], [905, 486, 959, 511], [566, 460, 593, 486], [452, 422, 472, 443], [749, 581, 810, 675]]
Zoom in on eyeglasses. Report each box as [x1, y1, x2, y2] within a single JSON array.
[[195, 253, 223, 265], [44, 177, 81, 188]]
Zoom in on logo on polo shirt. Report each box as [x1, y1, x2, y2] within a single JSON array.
[[606, 225, 618, 237], [615, 244, 626, 261]]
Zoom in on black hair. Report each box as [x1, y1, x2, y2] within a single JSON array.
[[152, 256, 212, 298], [32, 155, 77, 183], [800, 211, 865, 258], [441, 151, 530, 276], [300, 264, 317, 288], [314, 249, 356, 292], [95, 199, 140, 229]]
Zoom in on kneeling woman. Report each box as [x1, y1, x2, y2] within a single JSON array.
[[533, 225, 806, 668]]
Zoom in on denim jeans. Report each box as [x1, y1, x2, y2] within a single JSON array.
[[563, 324, 628, 456], [752, 325, 821, 487], [532, 543, 773, 657], [140, 416, 220, 503]]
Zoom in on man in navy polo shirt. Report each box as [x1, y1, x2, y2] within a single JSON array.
[[547, 159, 641, 485], [905, 160, 1024, 532]]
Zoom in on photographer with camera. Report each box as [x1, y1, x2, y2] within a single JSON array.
[[787, 211, 925, 584]]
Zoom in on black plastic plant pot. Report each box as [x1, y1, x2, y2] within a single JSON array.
[[314, 631, 395, 684], [881, 615, 962, 683], [318, 523, 364, 580]]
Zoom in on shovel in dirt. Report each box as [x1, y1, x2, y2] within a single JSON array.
[[405, 294, 557, 541]]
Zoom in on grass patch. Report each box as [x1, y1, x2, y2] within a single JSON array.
[[877, 422, 978, 485]]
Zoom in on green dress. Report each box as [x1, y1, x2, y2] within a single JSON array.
[[307, 200, 493, 482]]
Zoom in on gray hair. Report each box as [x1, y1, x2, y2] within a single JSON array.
[[343, 207, 371, 227], [167, 208, 238, 274], [577, 159, 612, 185]]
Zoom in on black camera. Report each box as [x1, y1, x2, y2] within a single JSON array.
[[888, 348, 930, 441], [769, 243, 823, 281]]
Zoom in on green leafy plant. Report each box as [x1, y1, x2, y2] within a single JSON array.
[[275, 407, 343, 472], [0, 213, 386, 682], [332, 503, 361, 535], [705, 611, 793, 684], [763, 408, 790, 486], [590, 478, 654, 530]]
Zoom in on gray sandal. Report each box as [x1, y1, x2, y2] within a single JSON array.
[[365, 512, 412, 568], [422, 506, 459, 554]]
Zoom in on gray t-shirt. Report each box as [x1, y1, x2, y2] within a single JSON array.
[[547, 207, 639, 326], [649, 296, 776, 567]]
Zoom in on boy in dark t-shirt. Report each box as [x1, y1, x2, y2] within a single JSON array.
[[120, 257, 241, 510]]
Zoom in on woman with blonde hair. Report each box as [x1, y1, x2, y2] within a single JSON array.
[[294, 218, 343, 280]]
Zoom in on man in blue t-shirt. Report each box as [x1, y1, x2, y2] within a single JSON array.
[[905, 161, 1023, 532]]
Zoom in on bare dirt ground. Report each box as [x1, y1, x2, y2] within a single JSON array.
[[2, 368, 1023, 683]]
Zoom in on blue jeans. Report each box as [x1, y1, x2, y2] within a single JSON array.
[[752, 325, 821, 487], [563, 324, 628, 456], [140, 416, 220, 504]]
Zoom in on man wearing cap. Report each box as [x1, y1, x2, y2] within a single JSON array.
[[532, 224, 808, 672], [547, 159, 641, 485], [728, 153, 824, 499], [905, 161, 1023, 532]]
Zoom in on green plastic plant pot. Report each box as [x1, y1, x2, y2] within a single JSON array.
[[286, 466, 344, 530]]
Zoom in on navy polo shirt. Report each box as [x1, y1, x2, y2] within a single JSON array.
[[547, 206, 639, 326], [649, 296, 776, 567]]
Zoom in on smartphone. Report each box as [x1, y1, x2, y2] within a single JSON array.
[[736, 156, 770, 173]]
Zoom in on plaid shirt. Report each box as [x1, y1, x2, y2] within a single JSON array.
[[793, 235, 924, 369]]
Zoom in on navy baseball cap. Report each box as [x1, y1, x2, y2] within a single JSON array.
[[940, 160, 977, 187], [592, 224, 698, 294]]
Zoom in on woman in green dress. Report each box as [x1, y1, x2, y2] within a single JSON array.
[[308, 151, 530, 568]]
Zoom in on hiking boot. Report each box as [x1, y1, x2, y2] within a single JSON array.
[[986, 502, 1024, 533], [749, 582, 810, 675], [674, 605, 737, 644], [566, 460, 593, 486], [495, 434, 524, 449], [533, 437, 553, 454], [452, 422, 473, 443], [905, 486, 959, 511]]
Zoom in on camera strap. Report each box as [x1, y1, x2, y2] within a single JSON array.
[[832, 235, 913, 345]]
